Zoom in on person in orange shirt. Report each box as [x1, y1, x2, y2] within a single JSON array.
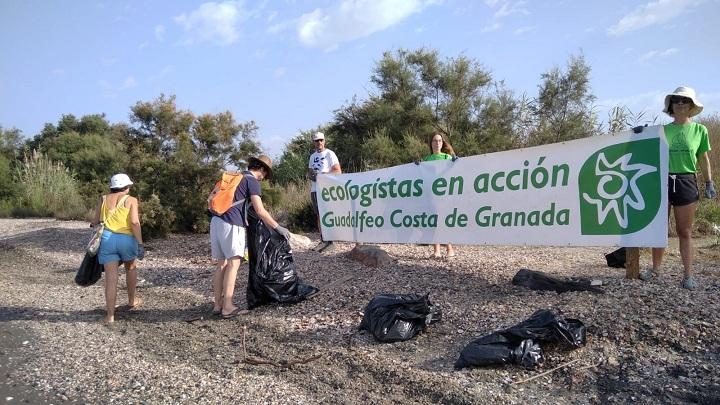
[[92, 173, 144, 323]]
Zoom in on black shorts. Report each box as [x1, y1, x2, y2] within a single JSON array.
[[310, 191, 319, 217], [668, 173, 699, 207]]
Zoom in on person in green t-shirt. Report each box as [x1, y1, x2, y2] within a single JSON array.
[[639, 86, 715, 290], [420, 131, 458, 259]]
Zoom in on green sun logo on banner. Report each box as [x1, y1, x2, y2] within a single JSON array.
[[578, 138, 661, 235]]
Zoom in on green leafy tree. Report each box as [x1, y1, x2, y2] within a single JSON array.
[[527, 54, 599, 145], [0, 126, 23, 160]]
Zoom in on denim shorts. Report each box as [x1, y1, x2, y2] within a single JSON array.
[[98, 230, 139, 264]]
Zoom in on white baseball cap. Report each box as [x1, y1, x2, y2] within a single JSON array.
[[110, 173, 134, 189], [312, 132, 325, 141]]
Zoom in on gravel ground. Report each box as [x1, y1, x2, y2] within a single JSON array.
[[1, 218, 719, 404]]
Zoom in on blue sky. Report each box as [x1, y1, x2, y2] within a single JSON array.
[[2, 0, 719, 159]]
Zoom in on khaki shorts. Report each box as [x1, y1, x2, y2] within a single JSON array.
[[210, 216, 246, 259]]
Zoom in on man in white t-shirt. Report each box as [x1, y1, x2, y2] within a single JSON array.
[[308, 132, 342, 252]]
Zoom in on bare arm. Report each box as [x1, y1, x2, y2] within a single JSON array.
[[699, 152, 713, 182], [330, 163, 342, 174], [250, 195, 279, 229], [92, 196, 103, 225], [127, 197, 144, 244]]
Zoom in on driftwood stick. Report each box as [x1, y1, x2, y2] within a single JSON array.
[[243, 354, 321, 368], [576, 359, 603, 371], [307, 274, 355, 299], [510, 358, 582, 386], [242, 326, 247, 359]]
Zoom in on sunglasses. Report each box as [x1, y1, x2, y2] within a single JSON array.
[[670, 96, 692, 104], [314, 139, 324, 143]]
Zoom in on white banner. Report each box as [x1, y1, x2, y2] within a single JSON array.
[[317, 126, 668, 247]]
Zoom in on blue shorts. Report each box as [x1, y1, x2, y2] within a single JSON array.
[[98, 230, 138, 265]]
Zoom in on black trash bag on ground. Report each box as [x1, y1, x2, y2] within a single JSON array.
[[605, 247, 626, 268], [245, 207, 318, 309], [512, 268, 604, 294], [75, 252, 103, 286], [456, 334, 543, 369], [359, 294, 441, 343], [455, 309, 586, 370]]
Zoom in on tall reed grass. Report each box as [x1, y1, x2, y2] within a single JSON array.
[[14, 150, 88, 219]]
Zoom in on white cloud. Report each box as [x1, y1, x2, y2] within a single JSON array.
[[99, 76, 137, 98], [481, 22, 500, 32], [273, 67, 287, 78], [138, 41, 150, 49], [481, 1, 530, 33], [98, 76, 137, 98], [100, 57, 117, 66], [267, 10, 278, 22], [174, 1, 250, 46], [296, 0, 435, 50], [493, 1, 529, 18], [513, 25, 533, 35], [121, 76, 137, 90], [155, 25, 166, 41], [607, 0, 699, 36], [148, 65, 174, 82], [638, 47, 678, 62]]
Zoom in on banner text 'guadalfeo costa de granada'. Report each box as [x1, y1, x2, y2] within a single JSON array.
[[317, 126, 668, 247]]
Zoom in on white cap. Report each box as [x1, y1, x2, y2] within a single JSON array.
[[312, 132, 325, 141], [110, 173, 133, 189]]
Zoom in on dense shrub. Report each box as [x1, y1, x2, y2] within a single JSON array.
[[14, 151, 87, 219], [140, 193, 176, 239]]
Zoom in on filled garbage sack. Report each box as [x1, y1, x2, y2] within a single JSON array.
[[359, 294, 441, 343], [605, 247, 626, 268], [455, 309, 586, 370], [75, 252, 103, 287], [245, 207, 318, 309], [456, 335, 543, 369], [512, 268, 603, 294]]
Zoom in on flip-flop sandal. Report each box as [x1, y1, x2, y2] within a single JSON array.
[[222, 308, 249, 319], [212, 309, 222, 316]]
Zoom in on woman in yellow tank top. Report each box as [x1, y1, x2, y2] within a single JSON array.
[[92, 173, 145, 324]]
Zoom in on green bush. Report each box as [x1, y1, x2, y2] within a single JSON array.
[[262, 184, 283, 210], [14, 150, 87, 219], [696, 199, 720, 235], [0, 200, 13, 218], [140, 193, 176, 239]]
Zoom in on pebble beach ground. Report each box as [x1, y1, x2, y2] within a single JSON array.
[[1, 218, 719, 404]]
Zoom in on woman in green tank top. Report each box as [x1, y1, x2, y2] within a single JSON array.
[[424, 131, 457, 259], [640, 87, 715, 290]]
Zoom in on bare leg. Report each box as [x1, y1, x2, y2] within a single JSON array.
[[104, 261, 119, 323], [212, 259, 227, 312], [124, 259, 140, 308], [221, 257, 241, 316], [651, 247, 665, 270], [432, 244, 441, 258], [674, 203, 697, 278], [446, 244, 455, 257], [651, 205, 672, 271]]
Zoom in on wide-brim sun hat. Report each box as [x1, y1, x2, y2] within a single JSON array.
[[248, 155, 273, 180], [110, 173, 133, 189], [664, 86, 704, 117]]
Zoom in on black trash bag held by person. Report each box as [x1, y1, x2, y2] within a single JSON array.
[[75, 252, 103, 286], [245, 207, 318, 309], [512, 268, 604, 294], [605, 247, 626, 268], [359, 293, 441, 343], [455, 309, 586, 370]]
